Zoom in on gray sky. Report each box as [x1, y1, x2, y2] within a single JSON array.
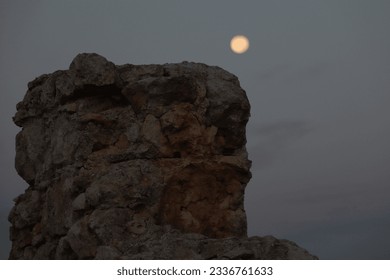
[[1, 0, 389, 259]]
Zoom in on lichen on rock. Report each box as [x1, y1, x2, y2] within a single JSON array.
[[9, 53, 317, 259]]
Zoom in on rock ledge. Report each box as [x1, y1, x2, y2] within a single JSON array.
[[9, 53, 317, 259]]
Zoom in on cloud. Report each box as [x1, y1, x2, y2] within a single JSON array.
[[248, 120, 313, 168], [256, 64, 290, 81], [286, 211, 390, 260], [256, 61, 331, 83]]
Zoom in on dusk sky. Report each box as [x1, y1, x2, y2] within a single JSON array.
[[1, 0, 390, 259]]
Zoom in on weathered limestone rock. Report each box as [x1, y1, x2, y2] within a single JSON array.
[[9, 53, 317, 259]]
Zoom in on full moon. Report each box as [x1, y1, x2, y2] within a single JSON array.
[[230, 35, 250, 54]]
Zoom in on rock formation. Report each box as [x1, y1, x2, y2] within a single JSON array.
[[9, 53, 317, 259]]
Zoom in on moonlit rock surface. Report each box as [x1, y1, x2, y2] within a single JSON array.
[[9, 53, 317, 259]]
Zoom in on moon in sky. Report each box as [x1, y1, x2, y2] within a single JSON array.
[[230, 35, 250, 54]]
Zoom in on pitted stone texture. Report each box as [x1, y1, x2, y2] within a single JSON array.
[[9, 53, 317, 260]]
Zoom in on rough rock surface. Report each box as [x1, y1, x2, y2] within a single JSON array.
[[9, 53, 317, 259]]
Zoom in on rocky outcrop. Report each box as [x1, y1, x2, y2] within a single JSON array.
[[9, 53, 317, 259]]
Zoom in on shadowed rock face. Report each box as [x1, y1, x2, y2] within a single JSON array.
[[9, 53, 317, 259]]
